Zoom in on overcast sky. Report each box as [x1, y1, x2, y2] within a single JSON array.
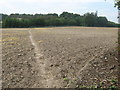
[[0, 0, 118, 23]]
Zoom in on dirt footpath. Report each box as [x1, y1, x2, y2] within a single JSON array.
[[2, 27, 118, 88]]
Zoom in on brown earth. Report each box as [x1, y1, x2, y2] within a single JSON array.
[[2, 27, 118, 88]]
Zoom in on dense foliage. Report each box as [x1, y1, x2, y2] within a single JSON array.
[[115, 0, 120, 10], [2, 12, 118, 28]]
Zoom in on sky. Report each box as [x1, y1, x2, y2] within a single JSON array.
[[0, 0, 118, 23]]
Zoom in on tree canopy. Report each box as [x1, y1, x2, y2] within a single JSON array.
[[2, 12, 118, 28], [115, 0, 120, 9]]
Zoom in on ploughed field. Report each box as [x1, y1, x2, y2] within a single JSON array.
[[2, 27, 118, 88]]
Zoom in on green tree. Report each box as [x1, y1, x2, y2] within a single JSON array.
[[84, 13, 96, 27], [97, 17, 108, 27], [31, 17, 45, 27], [3, 18, 20, 28], [2, 11, 118, 28], [115, 0, 120, 9]]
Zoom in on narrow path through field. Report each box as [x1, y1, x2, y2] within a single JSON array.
[[28, 30, 54, 88], [77, 48, 103, 76], [78, 53, 98, 74]]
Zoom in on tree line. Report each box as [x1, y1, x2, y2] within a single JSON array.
[[2, 12, 119, 28]]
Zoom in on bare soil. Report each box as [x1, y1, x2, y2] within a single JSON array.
[[2, 27, 118, 88]]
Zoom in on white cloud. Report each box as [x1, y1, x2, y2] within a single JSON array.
[[0, 0, 104, 4], [0, 0, 118, 23], [21, 0, 104, 3]]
